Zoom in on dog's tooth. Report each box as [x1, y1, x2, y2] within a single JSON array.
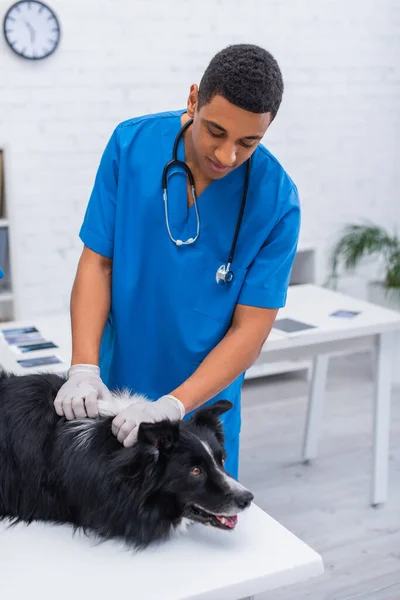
[[221, 517, 226, 525]]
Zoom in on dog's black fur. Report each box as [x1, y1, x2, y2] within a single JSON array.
[[0, 371, 253, 549]]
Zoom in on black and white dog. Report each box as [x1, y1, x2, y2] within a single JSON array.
[[0, 370, 254, 549]]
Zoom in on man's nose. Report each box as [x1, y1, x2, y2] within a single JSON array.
[[214, 144, 236, 167]]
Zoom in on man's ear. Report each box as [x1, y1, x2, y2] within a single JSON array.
[[186, 83, 199, 118], [137, 420, 180, 454], [190, 400, 232, 444]]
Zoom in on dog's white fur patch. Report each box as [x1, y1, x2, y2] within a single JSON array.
[[175, 518, 195, 535], [200, 440, 249, 496], [67, 420, 96, 450], [62, 391, 149, 449], [97, 390, 150, 417]]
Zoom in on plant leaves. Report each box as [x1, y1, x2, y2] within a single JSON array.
[[329, 223, 400, 289]]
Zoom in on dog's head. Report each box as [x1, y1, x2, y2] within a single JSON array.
[[137, 400, 254, 531]]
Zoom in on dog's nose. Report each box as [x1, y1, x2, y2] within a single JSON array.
[[237, 490, 254, 510]]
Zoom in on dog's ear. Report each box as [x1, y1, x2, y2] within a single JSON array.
[[137, 420, 180, 454], [192, 400, 233, 424], [190, 400, 232, 444]]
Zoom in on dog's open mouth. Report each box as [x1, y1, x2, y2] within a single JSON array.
[[185, 504, 238, 530]]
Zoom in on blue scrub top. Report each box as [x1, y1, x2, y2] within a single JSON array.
[[79, 109, 301, 476]]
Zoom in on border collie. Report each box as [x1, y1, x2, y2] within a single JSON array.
[[0, 371, 254, 549]]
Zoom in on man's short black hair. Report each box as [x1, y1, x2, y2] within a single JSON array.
[[197, 44, 284, 120]]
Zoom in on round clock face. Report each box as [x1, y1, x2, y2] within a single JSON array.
[[3, 1, 60, 60]]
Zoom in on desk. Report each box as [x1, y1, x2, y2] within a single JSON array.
[[1, 284, 400, 506], [0, 499, 323, 599], [254, 284, 400, 507]]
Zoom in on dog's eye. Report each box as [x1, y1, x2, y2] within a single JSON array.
[[190, 466, 201, 477]]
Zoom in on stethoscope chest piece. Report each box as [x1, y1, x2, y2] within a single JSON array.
[[216, 264, 234, 285]]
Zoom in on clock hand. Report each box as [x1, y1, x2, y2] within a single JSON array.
[[24, 20, 36, 43]]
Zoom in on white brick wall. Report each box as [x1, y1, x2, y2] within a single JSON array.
[[1, 0, 399, 318]]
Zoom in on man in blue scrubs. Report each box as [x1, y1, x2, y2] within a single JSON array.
[[54, 44, 301, 479]]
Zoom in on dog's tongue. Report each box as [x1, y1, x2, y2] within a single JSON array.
[[216, 515, 238, 528]]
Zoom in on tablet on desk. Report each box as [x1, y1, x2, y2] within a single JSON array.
[[273, 318, 317, 334], [1, 326, 39, 336], [330, 309, 361, 319], [17, 355, 64, 368], [17, 341, 59, 353], [2, 332, 45, 345]]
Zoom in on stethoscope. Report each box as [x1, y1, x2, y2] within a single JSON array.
[[161, 118, 251, 285]]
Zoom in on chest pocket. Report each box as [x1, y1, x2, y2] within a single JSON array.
[[187, 253, 248, 325]]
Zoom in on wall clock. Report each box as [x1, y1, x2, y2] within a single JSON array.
[[3, 1, 60, 60]]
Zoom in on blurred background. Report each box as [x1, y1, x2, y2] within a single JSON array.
[[1, 1, 399, 599], [1, 0, 399, 320]]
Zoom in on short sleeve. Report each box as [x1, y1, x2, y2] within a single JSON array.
[[237, 185, 301, 309], [79, 126, 120, 259]]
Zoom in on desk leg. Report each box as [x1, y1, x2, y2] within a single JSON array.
[[302, 355, 329, 462], [371, 332, 394, 507]]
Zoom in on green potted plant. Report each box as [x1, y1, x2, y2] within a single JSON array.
[[329, 222, 400, 310]]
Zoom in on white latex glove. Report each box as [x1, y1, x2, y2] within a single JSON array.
[[111, 394, 185, 447], [54, 364, 113, 420]]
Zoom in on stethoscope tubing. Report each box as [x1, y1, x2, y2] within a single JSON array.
[[162, 117, 251, 283]]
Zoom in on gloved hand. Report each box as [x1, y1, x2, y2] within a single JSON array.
[[54, 364, 113, 420], [111, 394, 185, 447]]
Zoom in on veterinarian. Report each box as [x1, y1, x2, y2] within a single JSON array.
[[54, 43, 301, 480]]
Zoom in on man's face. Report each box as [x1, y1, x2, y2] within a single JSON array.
[[188, 91, 273, 181]]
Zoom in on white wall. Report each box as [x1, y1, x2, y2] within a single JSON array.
[[1, 0, 399, 319]]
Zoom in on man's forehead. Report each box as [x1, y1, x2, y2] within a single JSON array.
[[198, 94, 272, 138]]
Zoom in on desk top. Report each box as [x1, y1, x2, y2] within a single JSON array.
[[1, 284, 399, 374], [264, 284, 400, 352], [0, 503, 323, 600]]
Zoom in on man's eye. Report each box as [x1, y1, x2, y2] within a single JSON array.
[[208, 128, 224, 138]]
